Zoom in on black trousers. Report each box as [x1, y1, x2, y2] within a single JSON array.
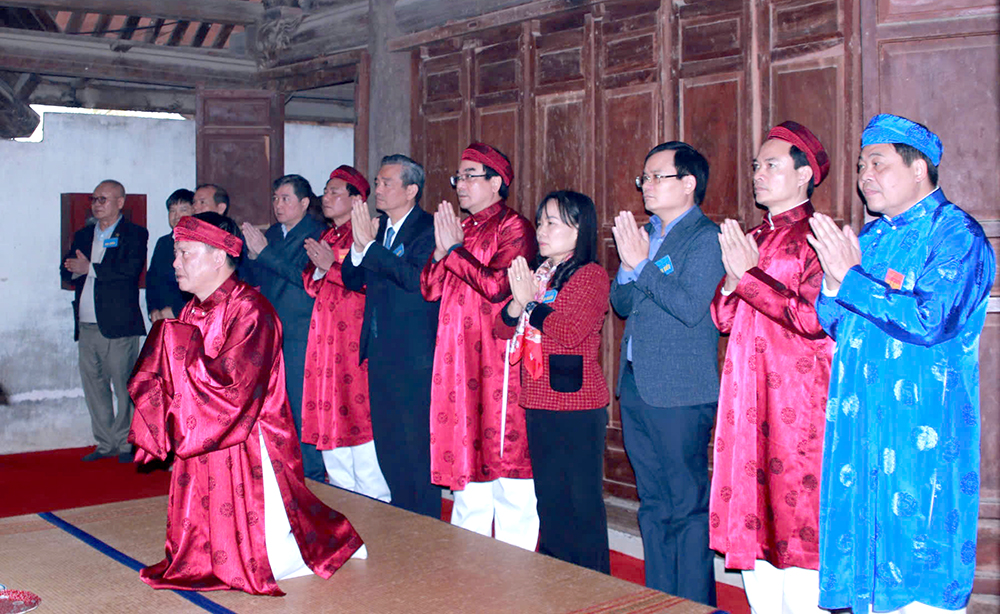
[[525, 406, 610, 574], [619, 365, 717, 606], [367, 359, 441, 519], [283, 335, 326, 482]]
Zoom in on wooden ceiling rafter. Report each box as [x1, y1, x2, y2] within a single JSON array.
[[119, 15, 140, 40], [212, 23, 234, 48], [90, 13, 110, 36], [191, 22, 212, 47], [1, 0, 264, 26], [165, 19, 189, 46], [144, 17, 164, 43]]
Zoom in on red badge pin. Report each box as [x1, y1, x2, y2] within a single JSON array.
[[885, 268, 904, 290]]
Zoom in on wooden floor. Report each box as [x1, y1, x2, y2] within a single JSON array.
[[0, 482, 720, 614]]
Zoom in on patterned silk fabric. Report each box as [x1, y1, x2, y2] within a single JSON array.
[[300, 222, 372, 450], [420, 201, 537, 489], [709, 201, 834, 571], [128, 275, 363, 596], [816, 189, 995, 611]]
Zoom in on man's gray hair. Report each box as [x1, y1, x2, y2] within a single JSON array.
[[380, 154, 425, 206]]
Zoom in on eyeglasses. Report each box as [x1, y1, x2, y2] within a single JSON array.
[[635, 173, 680, 189], [90, 195, 114, 204], [450, 173, 488, 187]]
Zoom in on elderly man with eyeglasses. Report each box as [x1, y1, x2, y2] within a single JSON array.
[[610, 142, 724, 604], [420, 143, 539, 549], [61, 179, 148, 462]]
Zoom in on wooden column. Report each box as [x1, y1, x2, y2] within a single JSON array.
[[195, 88, 284, 226]]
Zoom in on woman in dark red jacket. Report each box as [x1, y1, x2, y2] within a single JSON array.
[[494, 190, 610, 573]]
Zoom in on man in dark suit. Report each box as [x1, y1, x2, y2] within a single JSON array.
[[241, 174, 327, 482], [609, 142, 724, 605], [61, 179, 147, 462], [342, 154, 442, 518], [146, 188, 193, 323]]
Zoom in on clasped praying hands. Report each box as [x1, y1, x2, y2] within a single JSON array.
[[718, 219, 759, 293], [806, 212, 861, 294], [241, 223, 268, 259], [505, 256, 538, 317], [433, 201, 465, 261], [350, 199, 379, 251], [304, 237, 336, 273], [611, 211, 650, 271]]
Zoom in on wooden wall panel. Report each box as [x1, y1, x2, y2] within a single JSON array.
[[770, 58, 845, 222], [421, 114, 464, 214], [876, 35, 1000, 221], [980, 316, 1000, 519], [680, 15, 742, 65], [534, 93, 587, 202], [771, 0, 840, 49], [877, 0, 997, 23], [679, 73, 744, 222], [196, 89, 283, 227], [599, 83, 660, 502], [475, 104, 523, 215]]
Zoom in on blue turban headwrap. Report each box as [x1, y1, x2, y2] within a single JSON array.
[[861, 113, 942, 166]]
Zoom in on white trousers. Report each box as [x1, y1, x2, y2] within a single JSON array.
[[742, 559, 824, 614], [451, 478, 539, 551], [866, 604, 966, 614], [743, 560, 968, 614], [260, 431, 367, 583], [321, 440, 391, 502]]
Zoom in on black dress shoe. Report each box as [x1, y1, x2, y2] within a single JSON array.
[[82, 449, 115, 461]]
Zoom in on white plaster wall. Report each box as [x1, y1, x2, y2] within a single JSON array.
[[0, 113, 353, 454]]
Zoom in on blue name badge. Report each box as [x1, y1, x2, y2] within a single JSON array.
[[103, 237, 119, 248], [654, 254, 673, 275], [392, 243, 405, 257], [542, 289, 558, 304]]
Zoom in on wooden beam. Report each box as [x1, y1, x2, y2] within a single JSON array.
[[211, 23, 233, 49], [30, 7, 61, 32], [191, 22, 212, 47], [90, 13, 111, 36], [144, 17, 164, 43], [165, 20, 189, 46], [64, 11, 83, 33], [256, 49, 364, 91], [0, 27, 255, 87], [119, 15, 140, 40], [388, 0, 602, 51], [0, 77, 40, 138], [1, 0, 264, 25], [271, 0, 368, 65]]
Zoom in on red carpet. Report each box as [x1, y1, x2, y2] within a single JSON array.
[[0, 446, 172, 518], [0, 447, 749, 613]]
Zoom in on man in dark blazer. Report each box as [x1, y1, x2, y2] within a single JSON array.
[[610, 142, 724, 605], [61, 179, 147, 462], [342, 154, 442, 518], [146, 188, 193, 323], [241, 174, 327, 482]]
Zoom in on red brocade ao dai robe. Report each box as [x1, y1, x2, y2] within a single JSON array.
[[128, 275, 363, 596], [709, 202, 834, 571], [300, 222, 372, 450], [420, 201, 537, 489]]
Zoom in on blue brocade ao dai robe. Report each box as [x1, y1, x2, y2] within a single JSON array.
[[816, 188, 995, 611]]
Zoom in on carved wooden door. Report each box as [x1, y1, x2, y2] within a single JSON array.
[[196, 88, 284, 226]]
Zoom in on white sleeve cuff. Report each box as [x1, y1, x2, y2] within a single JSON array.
[[350, 240, 374, 266]]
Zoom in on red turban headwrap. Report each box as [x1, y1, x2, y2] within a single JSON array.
[[329, 165, 370, 200], [765, 121, 830, 186], [461, 142, 513, 186], [173, 216, 243, 257]]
